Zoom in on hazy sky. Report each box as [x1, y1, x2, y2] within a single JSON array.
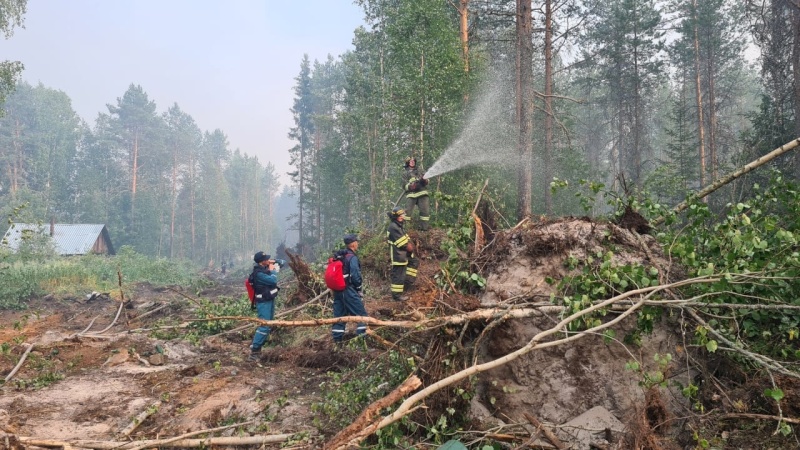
[[0, 0, 365, 185]]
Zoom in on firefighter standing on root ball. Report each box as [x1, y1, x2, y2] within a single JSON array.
[[331, 234, 368, 343], [387, 207, 418, 301], [248, 251, 286, 362], [403, 156, 430, 231]]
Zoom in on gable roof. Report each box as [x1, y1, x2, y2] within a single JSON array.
[[2, 223, 115, 256]]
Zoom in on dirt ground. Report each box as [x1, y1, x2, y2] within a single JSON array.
[[0, 228, 455, 448], [0, 285, 321, 443], [1, 218, 799, 449]]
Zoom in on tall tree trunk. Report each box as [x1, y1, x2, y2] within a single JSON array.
[[543, 0, 554, 214], [241, 173, 248, 251], [11, 118, 22, 197], [170, 147, 177, 258], [632, 10, 642, 186], [692, 0, 707, 189], [792, 4, 800, 178], [299, 132, 305, 250], [380, 46, 389, 188], [132, 132, 139, 216], [190, 168, 196, 259], [516, 0, 533, 219], [253, 168, 259, 248], [707, 52, 719, 181], [315, 128, 322, 245], [419, 51, 426, 161], [368, 127, 378, 226], [266, 176, 273, 249], [459, 0, 470, 73]]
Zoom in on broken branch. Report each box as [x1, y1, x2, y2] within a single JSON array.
[[523, 412, 566, 450], [324, 375, 422, 450], [20, 433, 298, 450], [3, 343, 34, 383], [118, 401, 161, 438], [653, 137, 800, 226]]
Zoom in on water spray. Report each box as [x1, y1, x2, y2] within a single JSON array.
[[423, 78, 519, 179]]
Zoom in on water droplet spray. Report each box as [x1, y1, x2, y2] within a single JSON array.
[[424, 78, 519, 180]]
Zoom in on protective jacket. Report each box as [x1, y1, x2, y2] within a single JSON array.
[[387, 219, 410, 265], [331, 248, 367, 341], [334, 248, 363, 292], [250, 264, 279, 301], [403, 166, 429, 199]]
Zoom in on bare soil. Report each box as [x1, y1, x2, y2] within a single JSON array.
[[1, 218, 798, 449]]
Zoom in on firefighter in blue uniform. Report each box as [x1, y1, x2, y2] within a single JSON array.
[[249, 251, 286, 361], [403, 156, 430, 230], [331, 234, 368, 343], [387, 207, 418, 301]]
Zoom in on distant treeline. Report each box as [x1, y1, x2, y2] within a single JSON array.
[[0, 81, 286, 263]]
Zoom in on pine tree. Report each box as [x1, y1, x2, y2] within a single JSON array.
[[288, 55, 315, 254]]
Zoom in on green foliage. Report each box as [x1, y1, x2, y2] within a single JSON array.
[[9, 352, 64, 390], [186, 296, 252, 342], [662, 173, 800, 358], [624, 353, 672, 389], [433, 182, 489, 294], [437, 441, 468, 450], [436, 218, 486, 294], [555, 249, 660, 332], [0, 245, 204, 309], [312, 350, 413, 434], [0, 0, 25, 107]]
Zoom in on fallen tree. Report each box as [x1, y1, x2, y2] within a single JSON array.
[[321, 276, 721, 449], [652, 137, 800, 226]]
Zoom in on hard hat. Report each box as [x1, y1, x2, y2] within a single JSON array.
[[391, 207, 406, 218]]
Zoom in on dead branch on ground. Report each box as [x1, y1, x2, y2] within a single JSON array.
[[3, 343, 34, 383], [199, 305, 568, 330], [323, 375, 422, 450], [131, 303, 168, 322], [118, 401, 161, 438], [686, 308, 799, 380], [124, 419, 256, 450], [718, 413, 800, 425], [523, 412, 566, 450], [326, 276, 718, 449], [20, 431, 297, 450]]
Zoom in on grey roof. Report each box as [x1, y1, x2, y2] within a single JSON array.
[[2, 223, 113, 255]]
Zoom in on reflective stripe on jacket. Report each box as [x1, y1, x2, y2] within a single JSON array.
[[251, 265, 279, 301], [403, 167, 429, 198], [387, 220, 409, 266]]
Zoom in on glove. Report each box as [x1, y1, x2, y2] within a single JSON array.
[[420, 177, 428, 187], [406, 242, 415, 253], [409, 181, 418, 192]]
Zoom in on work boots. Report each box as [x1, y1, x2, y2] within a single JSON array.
[[392, 293, 409, 302], [248, 347, 261, 362]]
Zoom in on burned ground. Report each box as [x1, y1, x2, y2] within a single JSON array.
[[1, 218, 798, 449]]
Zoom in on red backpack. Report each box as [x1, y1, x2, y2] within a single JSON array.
[[245, 277, 256, 307], [324, 253, 351, 291]]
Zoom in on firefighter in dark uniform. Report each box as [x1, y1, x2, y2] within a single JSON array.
[[403, 157, 430, 231], [387, 207, 418, 301], [331, 234, 368, 343], [248, 251, 285, 361]]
